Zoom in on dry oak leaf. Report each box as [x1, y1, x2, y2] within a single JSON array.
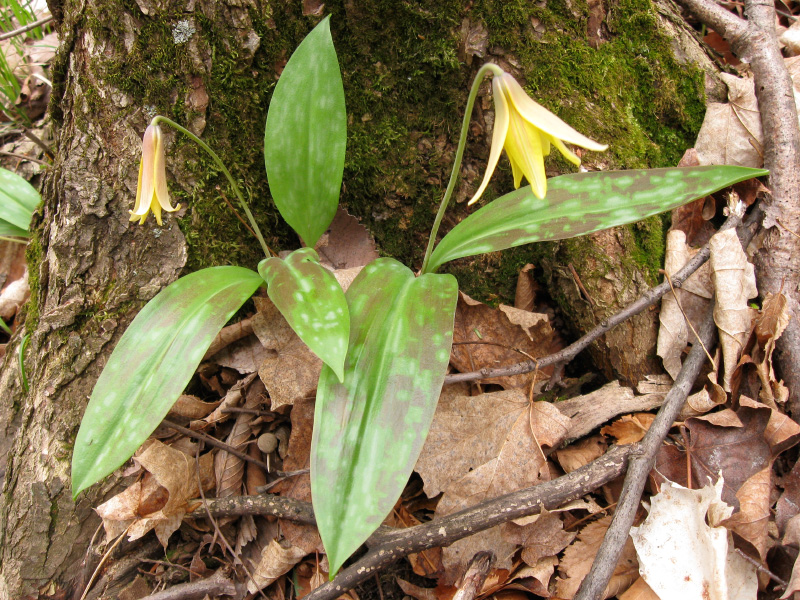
[[253, 296, 323, 411], [96, 440, 214, 546], [617, 577, 660, 600], [450, 292, 563, 389], [555, 514, 639, 599], [503, 511, 576, 567], [168, 394, 222, 420]]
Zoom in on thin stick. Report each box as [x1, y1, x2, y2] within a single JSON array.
[[453, 552, 494, 600], [0, 15, 53, 40], [78, 524, 132, 600], [161, 418, 270, 473]]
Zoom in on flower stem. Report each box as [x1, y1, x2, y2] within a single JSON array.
[[420, 63, 502, 275], [153, 116, 273, 259]]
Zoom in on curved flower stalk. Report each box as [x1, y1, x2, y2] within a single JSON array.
[[129, 123, 181, 225], [469, 65, 608, 203]]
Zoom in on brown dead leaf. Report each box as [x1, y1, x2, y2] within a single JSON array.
[[600, 413, 655, 445], [254, 297, 322, 410], [450, 293, 563, 389], [508, 558, 558, 597], [514, 264, 537, 312], [503, 511, 576, 566], [248, 539, 308, 593], [169, 394, 222, 420], [315, 207, 379, 269], [555, 436, 607, 473], [204, 317, 254, 360], [695, 72, 762, 168], [555, 515, 638, 599], [722, 466, 772, 561], [777, 459, 800, 535], [295, 561, 328, 599], [213, 334, 271, 374], [273, 396, 323, 554], [96, 441, 215, 546], [618, 576, 661, 600], [657, 229, 713, 379], [416, 388, 570, 499], [215, 379, 264, 499], [709, 228, 758, 390]]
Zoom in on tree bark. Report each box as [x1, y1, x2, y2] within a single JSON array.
[[0, 0, 717, 596]]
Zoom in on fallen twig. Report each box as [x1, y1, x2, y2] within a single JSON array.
[[453, 552, 495, 600], [140, 568, 236, 600]]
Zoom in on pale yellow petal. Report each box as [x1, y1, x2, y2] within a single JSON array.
[[152, 127, 179, 213], [502, 73, 608, 151], [547, 134, 581, 166], [133, 125, 157, 218], [505, 110, 547, 199], [467, 76, 511, 205]]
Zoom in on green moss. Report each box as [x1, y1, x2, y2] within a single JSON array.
[[23, 229, 43, 331], [84, 0, 702, 305]]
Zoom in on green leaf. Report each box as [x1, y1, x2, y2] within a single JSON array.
[[264, 16, 346, 247], [312, 258, 458, 575], [72, 266, 263, 497], [0, 166, 40, 235], [425, 166, 769, 273], [0, 220, 29, 238], [258, 248, 349, 381]]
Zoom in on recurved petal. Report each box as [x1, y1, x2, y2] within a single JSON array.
[[547, 133, 581, 166], [467, 76, 512, 205], [502, 73, 608, 151]]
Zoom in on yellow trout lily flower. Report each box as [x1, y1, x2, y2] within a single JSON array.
[[129, 123, 180, 225], [469, 70, 607, 204]]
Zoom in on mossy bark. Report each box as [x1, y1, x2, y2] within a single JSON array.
[[0, 0, 713, 595]]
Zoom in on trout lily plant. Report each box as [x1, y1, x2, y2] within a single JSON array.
[[71, 17, 768, 576]]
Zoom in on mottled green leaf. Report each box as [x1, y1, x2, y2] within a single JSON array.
[[0, 166, 40, 235], [312, 258, 457, 575], [264, 16, 346, 247], [72, 266, 263, 497], [258, 248, 349, 381], [425, 166, 769, 273]]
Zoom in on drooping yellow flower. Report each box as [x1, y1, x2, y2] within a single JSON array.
[[469, 71, 607, 204], [129, 123, 180, 225]]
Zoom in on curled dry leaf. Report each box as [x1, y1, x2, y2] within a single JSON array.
[[555, 514, 639, 599], [96, 440, 214, 546], [555, 435, 607, 473], [190, 373, 257, 430], [169, 394, 222, 420], [247, 539, 308, 593], [709, 228, 758, 391], [630, 480, 757, 600], [657, 229, 713, 379], [214, 378, 265, 499], [695, 72, 763, 168]]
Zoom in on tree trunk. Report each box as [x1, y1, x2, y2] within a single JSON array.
[[0, 0, 714, 596]]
